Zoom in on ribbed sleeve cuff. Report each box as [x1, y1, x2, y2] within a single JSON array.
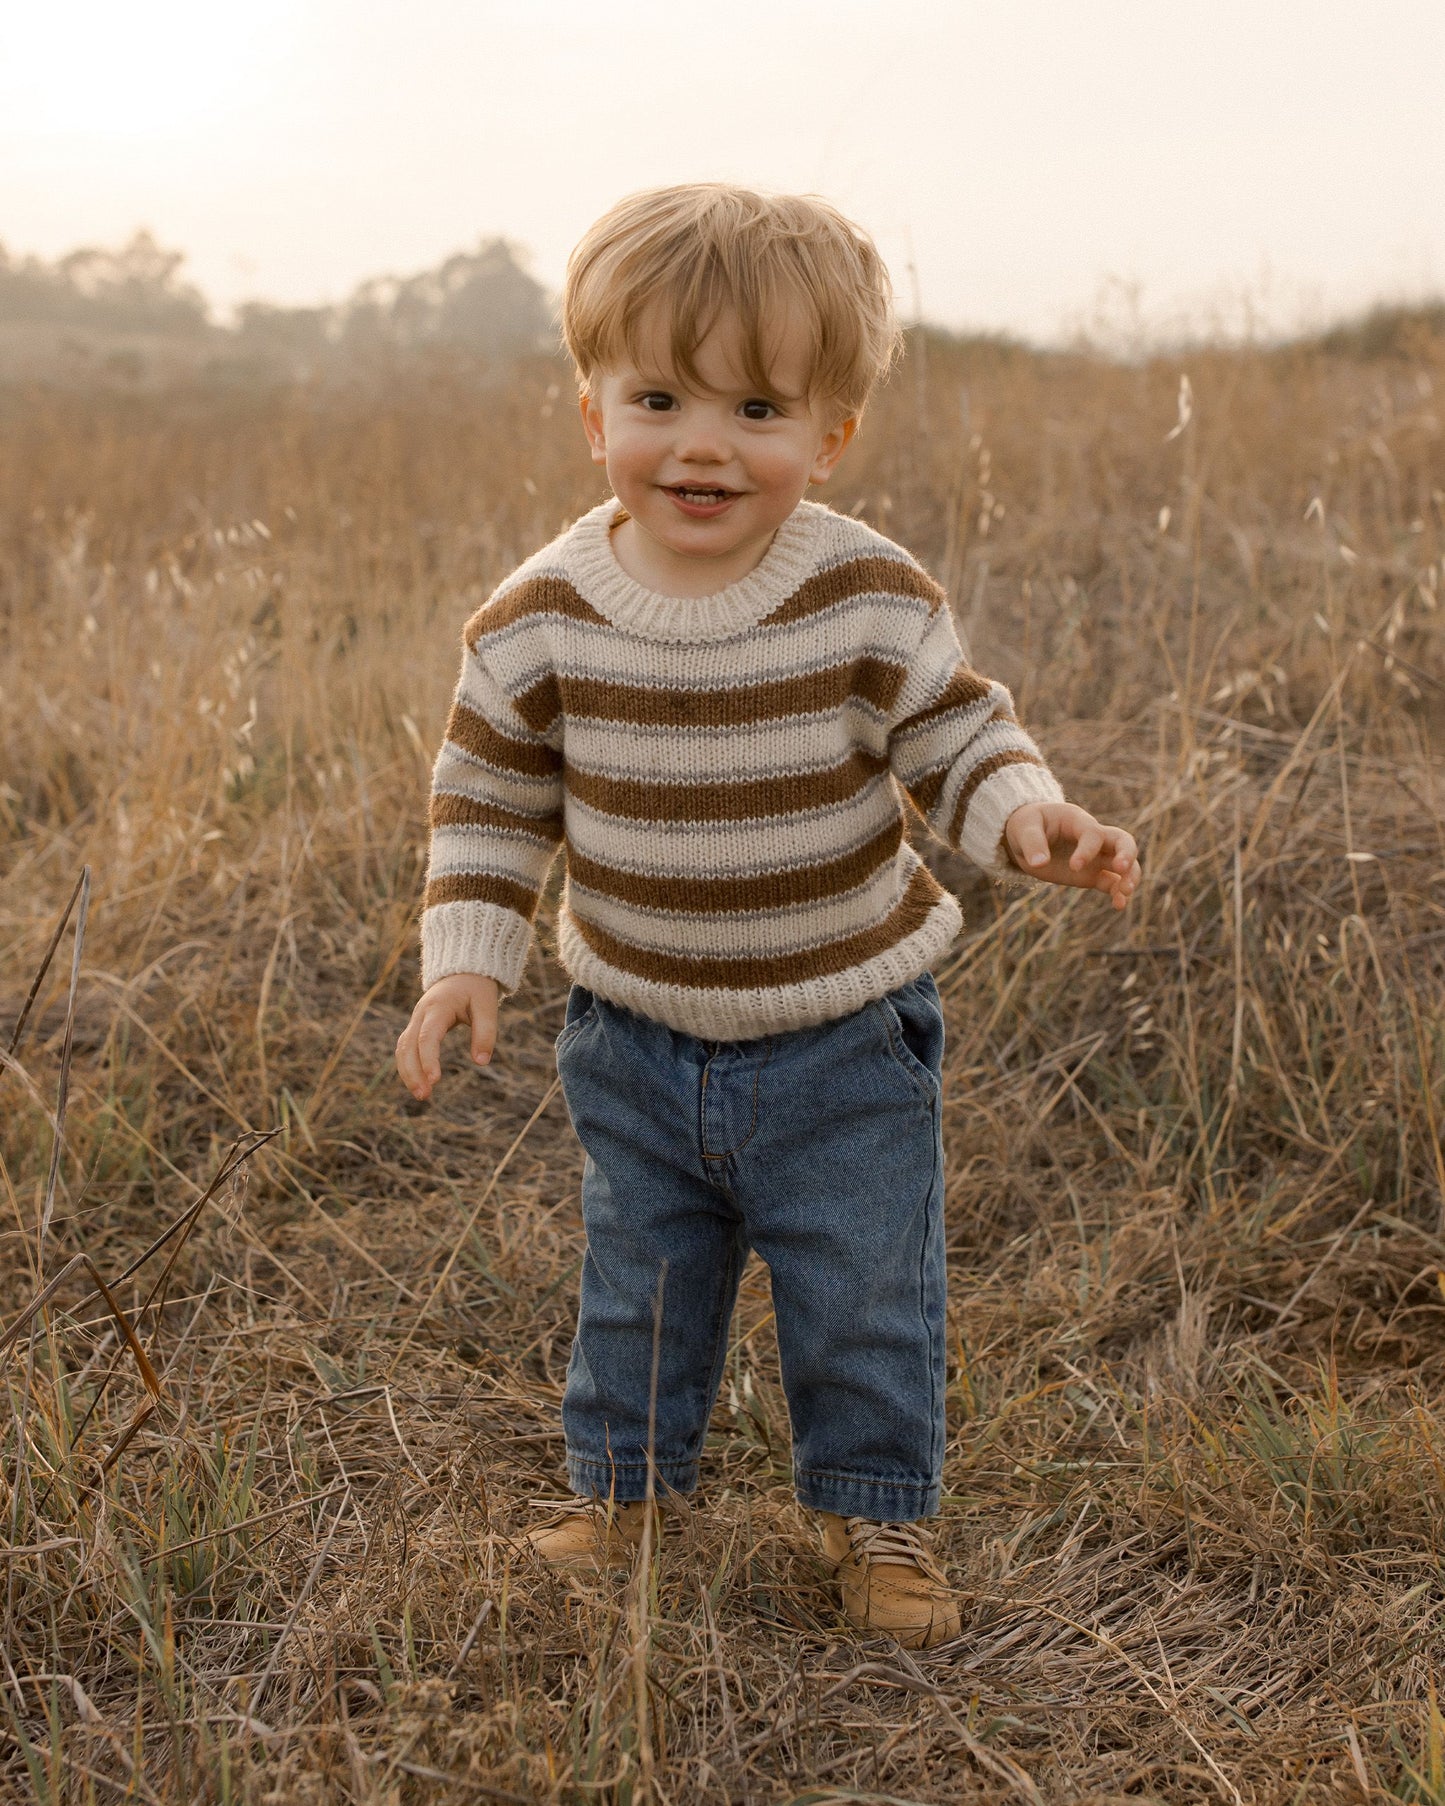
[[420, 900, 536, 994], [959, 761, 1067, 880]]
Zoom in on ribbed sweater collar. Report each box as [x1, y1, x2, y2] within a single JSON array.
[[560, 496, 828, 643]]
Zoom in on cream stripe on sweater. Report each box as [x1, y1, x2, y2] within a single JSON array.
[[421, 498, 1064, 1039]]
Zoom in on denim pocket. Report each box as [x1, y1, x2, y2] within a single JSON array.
[[877, 973, 944, 1098], [555, 985, 599, 1058]]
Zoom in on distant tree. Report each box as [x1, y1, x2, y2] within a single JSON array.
[[234, 302, 332, 354], [0, 248, 69, 323], [0, 230, 208, 334], [338, 239, 551, 360], [0, 229, 562, 383], [1313, 301, 1445, 360]]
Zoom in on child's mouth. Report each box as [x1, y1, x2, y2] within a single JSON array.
[[664, 485, 738, 518]]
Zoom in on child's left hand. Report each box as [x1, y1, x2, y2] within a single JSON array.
[[1004, 802, 1141, 909]]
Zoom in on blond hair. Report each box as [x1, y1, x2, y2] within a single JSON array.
[[562, 183, 900, 420]]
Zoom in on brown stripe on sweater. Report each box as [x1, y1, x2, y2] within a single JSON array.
[[894, 708, 1015, 812], [423, 872, 542, 918], [908, 767, 948, 816], [447, 702, 563, 778], [565, 750, 890, 824], [537, 655, 906, 730], [756, 555, 943, 631], [430, 792, 564, 841], [511, 670, 561, 734], [893, 667, 996, 736], [564, 817, 904, 914], [568, 863, 944, 988], [465, 575, 608, 649], [946, 749, 1047, 846]]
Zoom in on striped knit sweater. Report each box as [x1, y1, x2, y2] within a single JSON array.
[[421, 497, 1064, 1040]]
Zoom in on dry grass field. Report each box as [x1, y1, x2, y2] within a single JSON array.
[[3, 322, 1445, 1804]]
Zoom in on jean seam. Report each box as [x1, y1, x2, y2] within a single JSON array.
[[794, 1465, 937, 1487], [555, 1002, 598, 1058], [922, 1090, 943, 1479], [873, 997, 937, 1104], [571, 1455, 696, 1474], [728, 1036, 772, 1155], [700, 1037, 773, 1160], [698, 1060, 714, 1160], [689, 1227, 745, 1462]]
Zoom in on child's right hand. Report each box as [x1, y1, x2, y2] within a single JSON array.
[[395, 974, 500, 1101]]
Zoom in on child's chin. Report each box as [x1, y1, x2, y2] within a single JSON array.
[[652, 508, 744, 543]]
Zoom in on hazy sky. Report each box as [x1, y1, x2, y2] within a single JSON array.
[[2, 0, 1441, 341]]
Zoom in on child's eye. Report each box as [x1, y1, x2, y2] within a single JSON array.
[[638, 392, 676, 412], [739, 398, 777, 421]]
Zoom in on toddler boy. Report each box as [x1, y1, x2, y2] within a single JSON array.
[[396, 184, 1139, 1647]]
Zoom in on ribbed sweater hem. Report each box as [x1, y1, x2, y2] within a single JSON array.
[[421, 900, 536, 994], [555, 892, 964, 1040], [963, 762, 1068, 878]]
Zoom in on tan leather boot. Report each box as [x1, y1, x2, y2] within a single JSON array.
[[525, 1498, 658, 1571], [820, 1513, 962, 1648]]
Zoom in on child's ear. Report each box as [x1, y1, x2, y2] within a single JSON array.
[[809, 416, 857, 486], [579, 391, 609, 466]]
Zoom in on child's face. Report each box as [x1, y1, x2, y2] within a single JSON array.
[[579, 305, 856, 594]]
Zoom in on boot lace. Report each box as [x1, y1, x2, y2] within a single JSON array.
[[843, 1517, 949, 1584]]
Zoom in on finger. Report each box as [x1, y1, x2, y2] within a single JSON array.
[[1011, 818, 1052, 868], [470, 1014, 495, 1066], [395, 1024, 423, 1096], [416, 1006, 452, 1089], [1108, 864, 1139, 908], [1103, 829, 1139, 872], [1069, 824, 1103, 872], [403, 1027, 437, 1099]]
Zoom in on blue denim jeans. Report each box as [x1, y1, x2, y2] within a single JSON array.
[[554, 972, 947, 1521]]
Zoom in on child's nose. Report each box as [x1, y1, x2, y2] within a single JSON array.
[[673, 412, 732, 463]]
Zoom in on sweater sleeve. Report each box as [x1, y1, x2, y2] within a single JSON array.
[[887, 599, 1064, 879], [419, 613, 564, 993]]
